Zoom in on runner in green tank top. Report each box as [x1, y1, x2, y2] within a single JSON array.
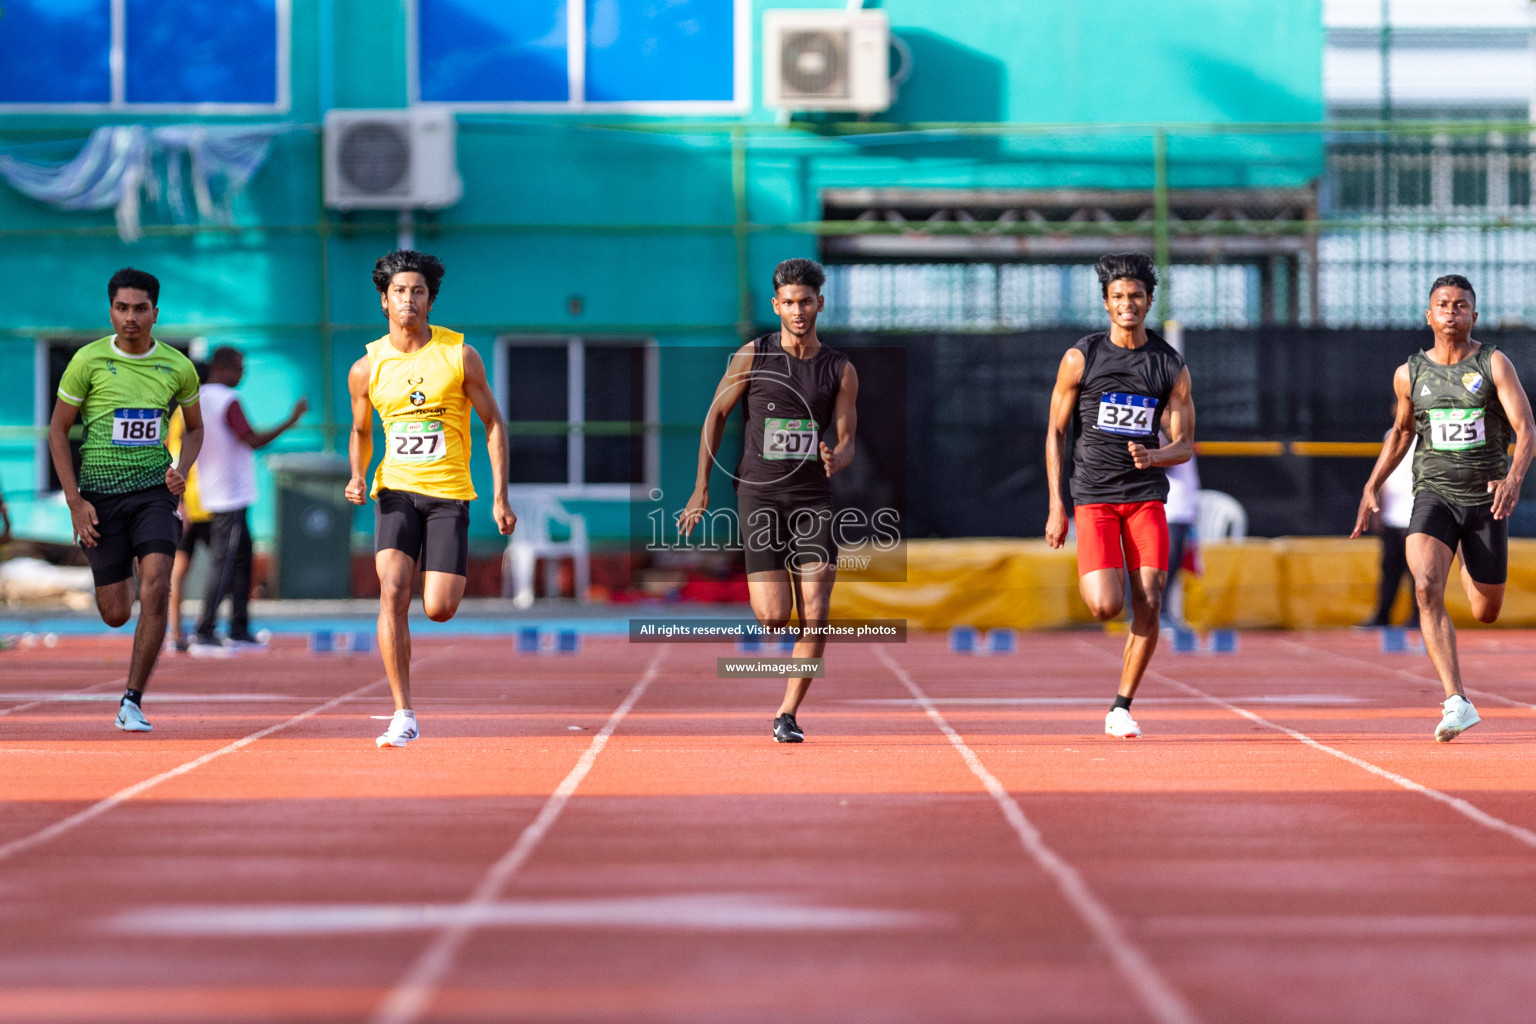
[[1353, 274, 1535, 742]]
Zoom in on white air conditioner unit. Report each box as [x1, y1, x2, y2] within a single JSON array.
[[763, 9, 891, 113], [323, 108, 462, 211]]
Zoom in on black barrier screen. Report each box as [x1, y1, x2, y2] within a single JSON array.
[[828, 328, 1536, 538]]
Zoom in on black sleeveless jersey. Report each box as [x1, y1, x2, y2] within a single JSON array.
[[1409, 342, 1512, 505], [1069, 330, 1185, 505], [735, 333, 849, 499]]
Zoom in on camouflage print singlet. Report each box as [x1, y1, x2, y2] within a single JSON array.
[[1409, 342, 1512, 506]]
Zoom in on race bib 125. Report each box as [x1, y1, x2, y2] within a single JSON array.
[[1427, 407, 1485, 451], [1096, 393, 1156, 437]]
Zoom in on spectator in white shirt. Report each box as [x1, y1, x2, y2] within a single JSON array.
[[188, 347, 307, 652]]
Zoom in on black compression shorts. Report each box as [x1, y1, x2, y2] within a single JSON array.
[[374, 488, 470, 576], [79, 486, 180, 587], [1408, 490, 1508, 585], [737, 489, 836, 575], [176, 518, 212, 556]]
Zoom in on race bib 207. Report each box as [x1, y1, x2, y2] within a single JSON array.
[[764, 417, 819, 461]]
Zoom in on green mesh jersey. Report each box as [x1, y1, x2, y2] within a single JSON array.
[[1409, 342, 1512, 506], [57, 337, 200, 495]]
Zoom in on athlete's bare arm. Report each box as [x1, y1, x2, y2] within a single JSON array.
[[169, 402, 203, 497], [1129, 367, 1194, 470], [678, 343, 755, 539], [227, 396, 308, 450], [47, 399, 97, 547], [1487, 350, 1534, 519], [820, 361, 859, 478], [1044, 348, 1086, 549], [1352, 363, 1416, 538], [344, 356, 374, 506], [461, 345, 516, 536]]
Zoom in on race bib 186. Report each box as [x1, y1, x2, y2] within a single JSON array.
[[388, 420, 447, 464], [1096, 393, 1157, 437], [111, 408, 162, 447], [764, 417, 819, 461], [1427, 407, 1486, 450]]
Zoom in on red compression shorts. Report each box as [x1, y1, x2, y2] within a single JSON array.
[[1074, 501, 1169, 575]]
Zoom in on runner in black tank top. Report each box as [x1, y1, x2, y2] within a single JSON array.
[[679, 259, 860, 744], [1353, 275, 1535, 742], [1045, 254, 1196, 739]]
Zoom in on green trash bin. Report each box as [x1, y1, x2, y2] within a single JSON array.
[[269, 453, 354, 599]]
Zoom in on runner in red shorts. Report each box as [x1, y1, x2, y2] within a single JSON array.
[[1045, 253, 1196, 738]]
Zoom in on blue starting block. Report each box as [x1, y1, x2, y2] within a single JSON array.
[[948, 627, 1016, 655], [516, 627, 581, 654], [1380, 627, 1424, 654], [736, 636, 764, 653], [1171, 627, 1238, 654], [310, 630, 373, 654]]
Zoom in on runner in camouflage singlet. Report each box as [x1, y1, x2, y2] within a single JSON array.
[[1354, 275, 1536, 742]]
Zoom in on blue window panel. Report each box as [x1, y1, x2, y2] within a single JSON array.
[[125, 0, 278, 104], [0, 0, 111, 104], [420, 0, 568, 103], [585, 0, 734, 103]]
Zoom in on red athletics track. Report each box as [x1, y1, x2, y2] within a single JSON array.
[[3, 629, 1536, 1023]]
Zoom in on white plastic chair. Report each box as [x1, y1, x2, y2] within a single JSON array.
[[502, 490, 591, 608], [1196, 489, 1248, 541]]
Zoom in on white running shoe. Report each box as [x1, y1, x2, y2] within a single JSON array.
[[115, 699, 152, 732], [187, 634, 237, 658], [376, 710, 419, 748], [1435, 695, 1480, 743], [1104, 706, 1142, 738]]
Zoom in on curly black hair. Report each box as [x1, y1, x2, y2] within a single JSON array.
[[373, 249, 446, 301]]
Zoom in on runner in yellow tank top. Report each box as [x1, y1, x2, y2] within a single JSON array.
[[367, 324, 476, 500], [345, 250, 516, 748]]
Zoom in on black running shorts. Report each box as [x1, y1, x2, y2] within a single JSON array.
[[176, 518, 212, 556], [1408, 490, 1508, 585], [79, 486, 181, 587], [737, 488, 836, 575], [374, 488, 470, 576]]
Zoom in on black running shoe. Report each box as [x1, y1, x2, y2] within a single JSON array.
[[773, 713, 803, 743]]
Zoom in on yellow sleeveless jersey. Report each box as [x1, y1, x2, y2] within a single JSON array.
[[368, 325, 477, 501], [167, 408, 211, 523]]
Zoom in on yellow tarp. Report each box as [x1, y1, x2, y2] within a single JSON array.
[[832, 538, 1536, 631]]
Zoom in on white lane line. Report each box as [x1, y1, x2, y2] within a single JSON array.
[[0, 678, 125, 717], [0, 663, 405, 867], [105, 892, 942, 937], [843, 695, 1370, 707], [874, 646, 1201, 1024], [372, 647, 668, 1024], [1076, 642, 1536, 853], [1145, 915, 1536, 939], [1279, 637, 1536, 714], [0, 692, 317, 704]]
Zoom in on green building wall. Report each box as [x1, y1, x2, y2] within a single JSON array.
[[0, 0, 1322, 550]]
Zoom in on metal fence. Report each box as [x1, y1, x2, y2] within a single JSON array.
[[823, 127, 1536, 332]]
